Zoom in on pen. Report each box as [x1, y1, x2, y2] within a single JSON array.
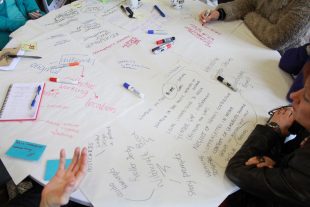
[[49, 77, 78, 85], [123, 82, 144, 98], [217, 76, 237, 92], [154, 5, 165, 17], [30, 85, 42, 108], [120, 5, 127, 15], [125, 6, 135, 18], [147, 30, 168, 35], [152, 42, 174, 54], [50, 62, 79, 69], [156, 37, 175, 45], [202, 9, 211, 26], [8, 54, 42, 59]]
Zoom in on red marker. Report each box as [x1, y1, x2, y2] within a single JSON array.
[[50, 62, 80, 69], [49, 77, 78, 85], [156, 37, 175, 45]]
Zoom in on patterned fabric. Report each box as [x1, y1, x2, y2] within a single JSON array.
[[6, 180, 33, 200], [217, 0, 310, 54]]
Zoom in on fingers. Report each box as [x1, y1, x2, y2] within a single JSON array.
[[256, 162, 274, 168], [68, 147, 81, 172], [200, 9, 217, 25], [58, 149, 66, 171], [199, 11, 207, 24], [245, 156, 276, 168], [74, 147, 88, 184], [72, 147, 86, 174], [245, 156, 260, 166], [28, 11, 42, 19]]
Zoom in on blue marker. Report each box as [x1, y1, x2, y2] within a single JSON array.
[[123, 82, 144, 98], [31, 85, 42, 108], [147, 30, 168, 35], [154, 5, 165, 17]]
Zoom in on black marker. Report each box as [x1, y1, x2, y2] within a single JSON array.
[[7, 54, 42, 59], [217, 76, 237, 92], [125, 7, 135, 18]]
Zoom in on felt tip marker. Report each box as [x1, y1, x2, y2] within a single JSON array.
[[125, 6, 135, 18], [154, 5, 165, 17], [152, 42, 174, 54], [8, 54, 42, 59], [202, 9, 211, 26], [156, 37, 175, 45], [50, 62, 80, 69], [147, 30, 168, 35], [123, 82, 144, 98], [49, 77, 78, 85], [217, 76, 237, 92]]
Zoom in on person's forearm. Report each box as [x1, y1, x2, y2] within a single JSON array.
[[40, 193, 60, 207], [225, 125, 283, 187], [216, 0, 255, 21]]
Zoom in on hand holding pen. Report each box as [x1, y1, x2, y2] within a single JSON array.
[[200, 9, 219, 25]]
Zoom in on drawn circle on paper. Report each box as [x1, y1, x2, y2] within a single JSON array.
[[233, 121, 256, 145]]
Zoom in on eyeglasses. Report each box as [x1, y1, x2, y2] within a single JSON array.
[[267, 105, 292, 123]]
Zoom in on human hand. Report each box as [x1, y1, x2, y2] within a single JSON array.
[[245, 156, 275, 168], [28, 10, 42, 19], [268, 107, 295, 136], [40, 147, 88, 207], [199, 9, 219, 25]]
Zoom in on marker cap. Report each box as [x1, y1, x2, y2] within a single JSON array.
[[68, 62, 80, 66], [147, 30, 155, 34], [49, 77, 57, 82], [123, 82, 130, 89], [217, 76, 224, 82]]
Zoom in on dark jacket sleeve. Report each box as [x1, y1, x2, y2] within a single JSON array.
[[279, 43, 310, 75], [225, 125, 310, 206]]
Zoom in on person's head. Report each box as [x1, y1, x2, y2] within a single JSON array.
[[290, 62, 310, 130]]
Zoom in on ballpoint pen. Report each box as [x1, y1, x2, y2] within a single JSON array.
[[8, 54, 42, 59], [30, 85, 42, 108], [154, 5, 165, 17]]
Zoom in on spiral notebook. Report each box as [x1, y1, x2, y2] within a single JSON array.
[[0, 82, 45, 121]]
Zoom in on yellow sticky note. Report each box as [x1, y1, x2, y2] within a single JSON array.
[[21, 42, 37, 51]]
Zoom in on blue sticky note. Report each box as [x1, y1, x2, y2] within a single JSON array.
[[44, 159, 72, 181], [6, 140, 46, 161]]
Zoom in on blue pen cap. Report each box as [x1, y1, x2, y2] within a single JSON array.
[[123, 82, 130, 89], [147, 30, 154, 34]]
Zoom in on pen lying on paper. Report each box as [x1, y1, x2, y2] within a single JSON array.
[[49, 77, 78, 85], [154, 5, 165, 17], [120, 5, 135, 18], [217, 75, 237, 92], [123, 82, 144, 98], [30, 85, 42, 109], [8, 54, 42, 59]]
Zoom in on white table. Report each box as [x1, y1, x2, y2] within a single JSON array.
[[1, 0, 291, 206]]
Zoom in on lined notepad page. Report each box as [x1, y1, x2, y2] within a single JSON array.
[[0, 83, 45, 121]]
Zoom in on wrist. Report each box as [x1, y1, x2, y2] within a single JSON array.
[[40, 193, 60, 207], [217, 8, 226, 20]]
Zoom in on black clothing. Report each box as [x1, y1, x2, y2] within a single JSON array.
[[225, 124, 310, 207]]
